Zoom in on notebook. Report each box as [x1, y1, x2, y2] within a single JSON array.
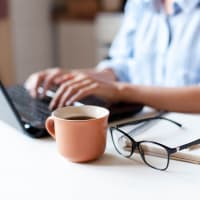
[[0, 81, 143, 138], [120, 112, 200, 164]]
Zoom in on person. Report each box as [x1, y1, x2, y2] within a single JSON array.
[[25, 0, 200, 113]]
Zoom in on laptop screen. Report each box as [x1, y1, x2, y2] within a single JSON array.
[[0, 84, 24, 132]]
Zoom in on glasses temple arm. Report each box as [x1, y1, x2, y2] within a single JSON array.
[[176, 139, 200, 151]]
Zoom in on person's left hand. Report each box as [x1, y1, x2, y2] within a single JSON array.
[[49, 72, 120, 110]]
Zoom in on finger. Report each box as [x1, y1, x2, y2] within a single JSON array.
[[49, 83, 68, 110], [58, 80, 93, 108], [66, 83, 98, 106], [49, 74, 90, 110], [42, 70, 62, 97], [54, 73, 85, 89], [30, 72, 46, 98], [54, 73, 74, 85]]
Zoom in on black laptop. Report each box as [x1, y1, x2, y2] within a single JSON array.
[[0, 81, 143, 138]]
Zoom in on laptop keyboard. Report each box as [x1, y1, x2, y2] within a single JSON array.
[[7, 85, 144, 126], [7, 85, 51, 128]]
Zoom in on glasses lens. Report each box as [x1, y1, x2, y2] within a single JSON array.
[[111, 128, 133, 157], [139, 142, 169, 170]]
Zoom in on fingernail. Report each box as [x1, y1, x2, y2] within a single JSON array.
[[66, 101, 71, 106], [49, 103, 54, 111], [48, 106, 52, 111], [31, 91, 36, 98]]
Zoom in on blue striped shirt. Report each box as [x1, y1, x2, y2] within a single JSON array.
[[98, 0, 200, 86]]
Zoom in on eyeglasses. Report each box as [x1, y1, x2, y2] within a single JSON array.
[[110, 116, 200, 170]]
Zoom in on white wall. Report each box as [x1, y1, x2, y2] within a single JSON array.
[[0, 19, 14, 85], [95, 13, 122, 62], [10, 0, 53, 83], [57, 13, 122, 70], [57, 21, 96, 70]]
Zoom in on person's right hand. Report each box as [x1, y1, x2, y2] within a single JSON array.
[[24, 68, 72, 98]]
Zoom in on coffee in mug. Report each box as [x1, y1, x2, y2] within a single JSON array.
[[65, 116, 95, 120], [45, 105, 110, 162]]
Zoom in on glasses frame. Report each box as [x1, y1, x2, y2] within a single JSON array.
[[110, 116, 200, 170]]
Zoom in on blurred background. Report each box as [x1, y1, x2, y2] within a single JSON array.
[[0, 0, 127, 86]]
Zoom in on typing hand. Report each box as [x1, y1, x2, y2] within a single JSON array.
[[24, 68, 72, 98], [49, 72, 120, 110]]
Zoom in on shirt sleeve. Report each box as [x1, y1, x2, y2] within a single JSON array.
[[97, 0, 142, 82]]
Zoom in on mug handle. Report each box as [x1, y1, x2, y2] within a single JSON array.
[[45, 116, 56, 139]]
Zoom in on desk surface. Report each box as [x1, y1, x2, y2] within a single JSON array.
[[0, 110, 200, 200]]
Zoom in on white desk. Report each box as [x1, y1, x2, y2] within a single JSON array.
[[0, 111, 200, 200]]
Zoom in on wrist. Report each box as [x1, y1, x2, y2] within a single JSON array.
[[115, 83, 141, 102]]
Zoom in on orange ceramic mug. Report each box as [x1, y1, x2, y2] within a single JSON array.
[[45, 105, 109, 162]]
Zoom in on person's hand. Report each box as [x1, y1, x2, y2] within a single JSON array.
[[49, 72, 121, 110], [24, 68, 72, 98]]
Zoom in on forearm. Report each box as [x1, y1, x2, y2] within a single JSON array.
[[118, 84, 200, 113]]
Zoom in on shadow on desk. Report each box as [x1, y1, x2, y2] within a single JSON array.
[[86, 153, 145, 168]]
